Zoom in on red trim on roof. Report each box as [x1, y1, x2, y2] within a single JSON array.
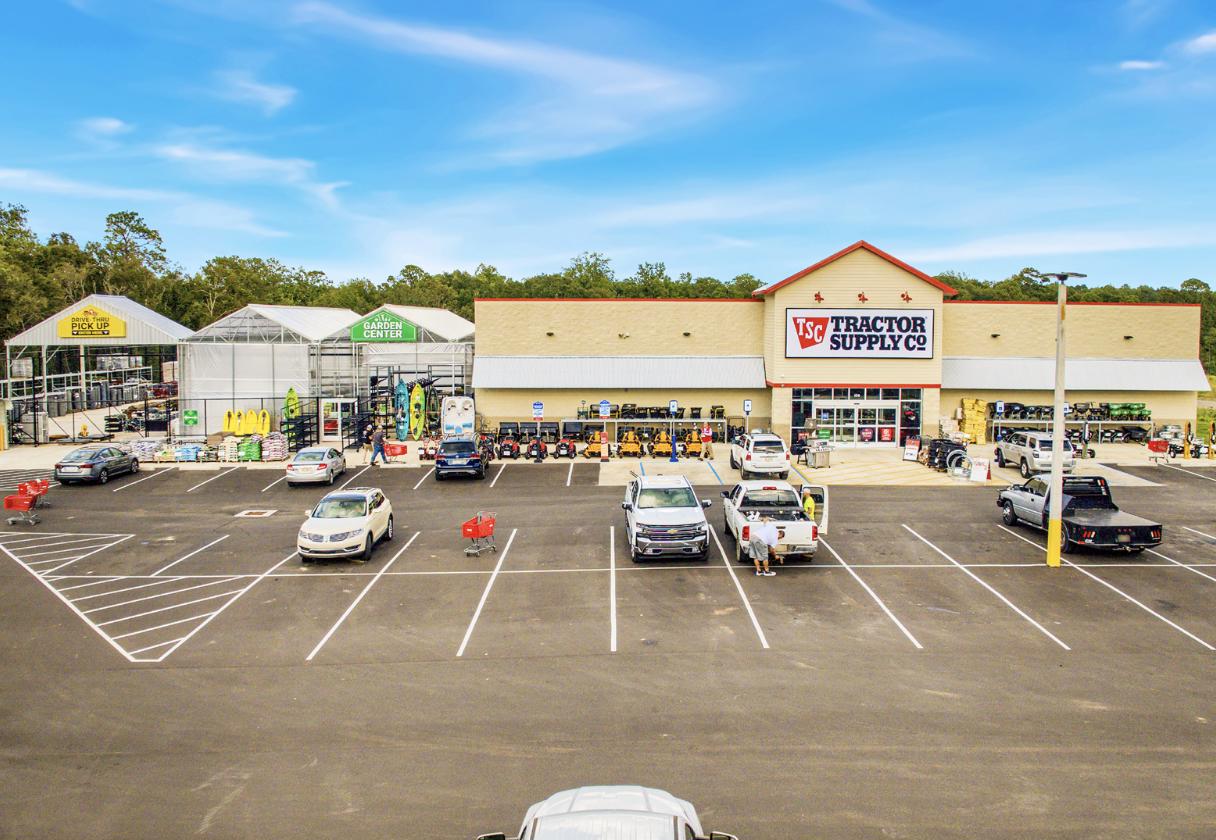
[[945, 300, 1201, 307], [754, 241, 958, 298], [767, 380, 941, 389], [474, 297, 761, 303]]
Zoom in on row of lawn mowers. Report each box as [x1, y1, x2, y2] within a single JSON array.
[[477, 422, 747, 460], [992, 425, 1151, 444], [989, 402, 1152, 422]]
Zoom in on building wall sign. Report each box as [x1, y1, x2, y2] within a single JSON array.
[[57, 305, 127, 339], [350, 311, 417, 343], [786, 308, 933, 358]]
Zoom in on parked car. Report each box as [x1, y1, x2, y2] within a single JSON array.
[[435, 436, 487, 480], [721, 479, 828, 564], [729, 431, 791, 479], [998, 475, 1162, 553], [622, 475, 712, 562], [285, 446, 346, 486], [54, 445, 139, 485], [994, 430, 1075, 478], [297, 487, 393, 562], [476, 785, 738, 840]]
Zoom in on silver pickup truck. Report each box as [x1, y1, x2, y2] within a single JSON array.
[[998, 474, 1162, 553]]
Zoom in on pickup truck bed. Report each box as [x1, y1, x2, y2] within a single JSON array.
[[997, 475, 1162, 552]]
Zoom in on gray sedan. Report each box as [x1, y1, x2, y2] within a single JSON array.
[[54, 445, 139, 485], [285, 446, 347, 486]]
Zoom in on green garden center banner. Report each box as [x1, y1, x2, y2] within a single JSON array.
[[350, 311, 417, 343]]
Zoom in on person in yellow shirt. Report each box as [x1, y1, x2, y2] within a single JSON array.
[[801, 486, 816, 521]]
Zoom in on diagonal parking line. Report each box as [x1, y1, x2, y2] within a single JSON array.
[[819, 538, 922, 649], [152, 535, 230, 576], [14, 536, 114, 553], [488, 464, 505, 488], [110, 613, 221, 641], [112, 466, 175, 492], [1161, 464, 1216, 483], [1182, 525, 1216, 542], [39, 535, 134, 576], [82, 577, 242, 613], [414, 467, 436, 489], [70, 577, 184, 602], [261, 475, 286, 492], [456, 528, 517, 657], [1145, 548, 1216, 584], [903, 524, 1071, 651], [57, 576, 124, 592], [95, 589, 246, 626], [127, 637, 188, 656], [306, 531, 421, 662], [185, 468, 238, 493], [337, 465, 372, 490], [996, 524, 1215, 651], [24, 542, 119, 558], [709, 528, 770, 650]]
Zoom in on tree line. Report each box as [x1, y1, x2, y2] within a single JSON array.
[[2, 205, 1213, 371]]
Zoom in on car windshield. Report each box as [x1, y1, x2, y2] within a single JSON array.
[[752, 439, 784, 451], [637, 487, 697, 509], [312, 498, 366, 518], [533, 813, 675, 840], [742, 489, 799, 507], [63, 450, 101, 462], [294, 452, 325, 462], [440, 441, 476, 455]]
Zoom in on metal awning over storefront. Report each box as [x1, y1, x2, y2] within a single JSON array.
[[473, 356, 767, 389], [942, 357, 1210, 391]]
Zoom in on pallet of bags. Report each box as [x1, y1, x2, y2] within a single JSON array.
[[237, 435, 262, 462], [221, 436, 242, 462], [959, 398, 988, 446], [261, 432, 288, 462], [174, 444, 204, 462]]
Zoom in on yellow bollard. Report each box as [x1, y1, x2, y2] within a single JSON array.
[[1210, 422, 1215, 460], [1183, 421, 1191, 460]]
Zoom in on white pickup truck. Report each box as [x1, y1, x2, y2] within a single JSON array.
[[720, 480, 829, 564], [728, 432, 791, 479], [621, 475, 713, 562]]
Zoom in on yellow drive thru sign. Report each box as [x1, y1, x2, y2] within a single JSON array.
[[57, 305, 126, 338]]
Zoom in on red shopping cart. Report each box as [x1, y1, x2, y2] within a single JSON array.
[[18, 480, 51, 508], [461, 511, 497, 556], [1147, 438, 1170, 464], [5, 493, 40, 526]]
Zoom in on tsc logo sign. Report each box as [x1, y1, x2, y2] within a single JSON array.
[[785, 308, 934, 358]]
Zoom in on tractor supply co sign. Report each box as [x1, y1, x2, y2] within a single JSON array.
[[785, 308, 934, 358], [350, 311, 417, 343], [57, 305, 126, 339]]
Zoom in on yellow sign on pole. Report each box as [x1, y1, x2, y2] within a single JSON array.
[[56, 305, 127, 338]]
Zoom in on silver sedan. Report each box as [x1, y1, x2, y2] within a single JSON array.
[[285, 446, 347, 486]]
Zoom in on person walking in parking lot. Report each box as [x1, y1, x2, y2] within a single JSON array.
[[361, 421, 374, 464], [370, 426, 388, 466], [700, 422, 714, 460]]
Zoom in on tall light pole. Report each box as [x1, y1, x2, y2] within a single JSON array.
[[1042, 271, 1086, 568]]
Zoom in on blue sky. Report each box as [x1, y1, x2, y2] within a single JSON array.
[[2, 0, 1214, 286]]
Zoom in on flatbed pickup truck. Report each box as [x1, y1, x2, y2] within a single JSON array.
[[998, 475, 1162, 553], [721, 480, 829, 563]]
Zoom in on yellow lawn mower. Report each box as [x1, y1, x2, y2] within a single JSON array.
[[619, 429, 643, 457], [651, 430, 673, 458]]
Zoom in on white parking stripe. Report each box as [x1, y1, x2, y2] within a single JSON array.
[[456, 528, 518, 657], [709, 528, 770, 650], [566, 460, 574, 487], [12, 536, 111, 552], [820, 538, 923, 650], [305, 531, 420, 662], [412, 467, 435, 490], [337, 465, 372, 490], [24, 542, 116, 558], [997, 524, 1216, 651], [57, 577, 124, 591], [261, 476, 286, 492], [71, 578, 183, 602], [110, 613, 219, 640], [39, 535, 134, 576], [489, 464, 506, 488], [113, 466, 174, 492], [152, 535, 230, 576], [95, 589, 246, 626], [1162, 464, 1216, 483], [82, 578, 241, 613], [185, 468, 237, 493], [127, 637, 188, 656], [609, 526, 618, 653], [1182, 525, 1216, 541], [1145, 548, 1216, 584], [903, 524, 1071, 651]]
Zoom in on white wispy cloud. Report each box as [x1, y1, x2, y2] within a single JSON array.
[[213, 69, 297, 114], [154, 143, 346, 207], [1118, 60, 1165, 71], [821, 0, 970, 58], [291, 1, 719, 164], [77, 116, 133, 137], [900, 227, 1216, 262], [1182, 30, 1216, 54], [0, 167, 286, 238], [1121, 0, 1171, 28]]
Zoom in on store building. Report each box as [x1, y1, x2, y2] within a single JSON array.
[[473, 241, 1208, 444]]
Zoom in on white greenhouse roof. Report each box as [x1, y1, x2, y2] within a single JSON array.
[[7, 294, 193, 346], [942, 357, 1210, 392], [189, 305, 361, 343], [474, 356, 766, 389], [379, 305, 474, 342]]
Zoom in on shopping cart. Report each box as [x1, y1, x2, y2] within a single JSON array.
[[18, 480, 51, 508], [461, 511, 497, 556], [5, 493, 40, 526], [1147, 438, 1170, 464]]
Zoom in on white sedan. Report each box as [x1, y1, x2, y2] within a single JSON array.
[[286, 446, 346, 486], [297, 487, 393, 563]]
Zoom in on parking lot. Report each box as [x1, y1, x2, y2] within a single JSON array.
[[3, 460, 1215, 839]]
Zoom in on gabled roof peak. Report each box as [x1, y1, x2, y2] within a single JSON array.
[[754, 241, 957, 297]]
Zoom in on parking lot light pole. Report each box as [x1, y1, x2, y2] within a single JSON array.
[[1042, 271, 1086, 568]]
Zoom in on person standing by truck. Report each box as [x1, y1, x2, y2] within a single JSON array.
[[747, 513, 778, 576], [801, 486, 816, 521], [700, 422, 714, 460]]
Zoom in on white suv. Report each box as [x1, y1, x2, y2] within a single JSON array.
[[729, 431, 791, 479], [995, 431, 1076, 478], [298, 487, 394, 563]]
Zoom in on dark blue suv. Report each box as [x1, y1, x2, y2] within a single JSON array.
[[434, 436, 486, 480]]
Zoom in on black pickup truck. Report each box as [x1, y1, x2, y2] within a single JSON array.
[[997, 475, 1162, 553]]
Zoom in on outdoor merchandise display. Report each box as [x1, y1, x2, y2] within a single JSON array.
[[409, 383, 426, 440], [238, 437, 262, 461], [261, 432, 288, 461], [959, 398, 988, 445], [394, 381, 410, 441], [283, 387, 300, 421], [442, 396, 476, 438]]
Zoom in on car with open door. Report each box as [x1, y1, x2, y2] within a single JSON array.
[[721, 479, 828, 563]]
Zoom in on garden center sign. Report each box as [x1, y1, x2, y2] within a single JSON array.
[[350, 311, 417, 343], [785, 308, 933, 358], [57, 305, 127, 339]]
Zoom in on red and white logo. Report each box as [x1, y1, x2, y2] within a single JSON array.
[[792, 316, 830, 349]]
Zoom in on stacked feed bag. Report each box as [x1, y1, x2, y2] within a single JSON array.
[[960, 398, 988, 445], [129, 438, 163, 462], [261, 432, 288, 461], [221, 436, 242, 462], [173, 444, 204, 462], [155, 444, 176, 462], [237, 436, 262, 462]]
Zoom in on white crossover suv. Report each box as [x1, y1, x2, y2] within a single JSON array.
[[297, 487, 393, 563]]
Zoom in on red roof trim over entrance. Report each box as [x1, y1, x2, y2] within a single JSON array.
[[767, 380, 942, 388], [753, 241, 958, 298]]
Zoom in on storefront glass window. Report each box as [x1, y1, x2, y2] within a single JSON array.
[[881, 388, 900, 401]]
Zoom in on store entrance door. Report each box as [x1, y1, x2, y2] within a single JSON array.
[[320, 398, 356, 443], [817, 400, 900, 447]]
